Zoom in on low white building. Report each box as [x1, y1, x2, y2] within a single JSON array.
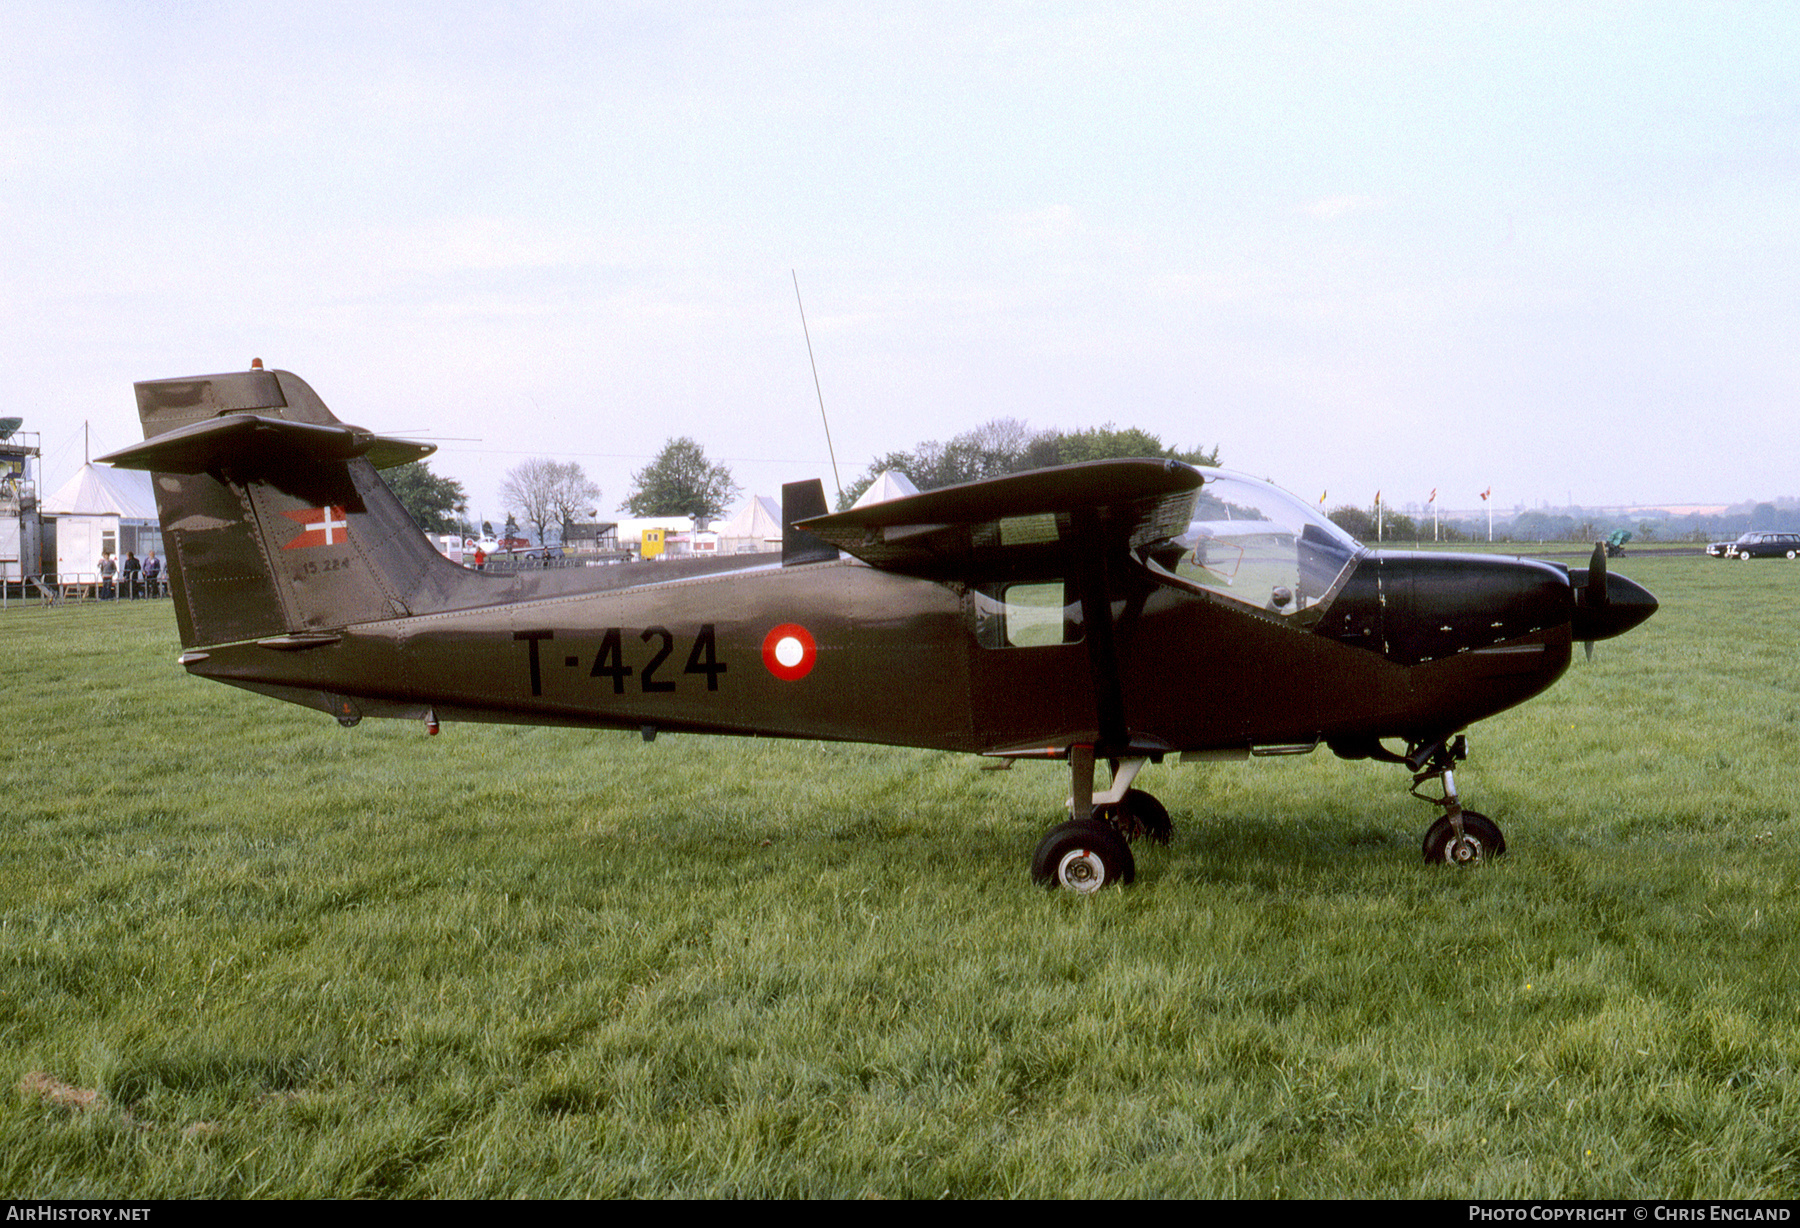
[[42, 463, 162, 583], [614, 516, 695, 558]]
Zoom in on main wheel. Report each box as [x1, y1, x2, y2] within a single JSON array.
[[1031, 819, 1136, 892], [1098, 788, 1174, 844], [1422, 810, 1506, 865]]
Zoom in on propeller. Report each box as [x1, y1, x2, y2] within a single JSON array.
[[1580, 542, 1606, 661], [1569, 540, 1656, 658], [1586, 541, 1608, 605]]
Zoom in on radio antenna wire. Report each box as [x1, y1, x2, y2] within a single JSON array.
[[792, 270, 842, 502]]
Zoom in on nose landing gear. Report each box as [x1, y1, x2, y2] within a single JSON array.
[[1409, 735, 1506, 864]]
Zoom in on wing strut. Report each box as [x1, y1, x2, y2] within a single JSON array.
[[1070, 507, 1129, 755]]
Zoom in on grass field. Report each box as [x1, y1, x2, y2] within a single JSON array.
[[4, 554, 1799, 1198]]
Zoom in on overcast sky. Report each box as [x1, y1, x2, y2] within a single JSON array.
[[5, 1, 1795, 525]]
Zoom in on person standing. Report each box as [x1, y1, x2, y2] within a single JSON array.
[[142, 551, 162, 597], [122, 552, 141, 599], [98, 552, 116, 599]]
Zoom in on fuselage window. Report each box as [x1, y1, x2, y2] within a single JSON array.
[[973, 581, 1084, 648]]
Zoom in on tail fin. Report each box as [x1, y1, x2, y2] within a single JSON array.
[[781, 478, 838, 566], [101, 368, 454, 649]]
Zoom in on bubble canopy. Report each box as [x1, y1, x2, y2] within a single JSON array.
[[1149, 469, 1366, 619]]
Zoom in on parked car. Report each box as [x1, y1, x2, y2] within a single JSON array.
[[1709, 531, 1800, 560]]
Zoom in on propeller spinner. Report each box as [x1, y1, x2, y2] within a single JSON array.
[[1571, 541, 1656, 656]]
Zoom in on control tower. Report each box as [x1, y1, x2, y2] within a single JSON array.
[[1, 416, 43, 585]]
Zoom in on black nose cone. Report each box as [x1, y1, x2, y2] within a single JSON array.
[[1571, 571, 1658, 642]]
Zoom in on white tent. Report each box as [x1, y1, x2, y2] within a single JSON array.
[[851, 470, 919, 508], [43, 464, 157, 519], [710, 476, 916, 557], [716, 495, 783, 554], [43, 463, 162, 583]]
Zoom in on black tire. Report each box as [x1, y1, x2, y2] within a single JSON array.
[[1100, 788, 1173, 844], [1421, 810, 1506, 865], [1031, 819, 1136, 892]]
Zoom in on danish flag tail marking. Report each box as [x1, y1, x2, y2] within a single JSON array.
[[281, 506, 350, 549]]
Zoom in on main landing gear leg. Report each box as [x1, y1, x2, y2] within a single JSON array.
[[1094, 756, 1174, 845], [1031, 750, 1172, 891], [1411, 735, 1506, 864], [1031, 745, 1133, 892]]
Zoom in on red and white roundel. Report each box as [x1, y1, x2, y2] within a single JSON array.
[[761, 623, 817, 681]]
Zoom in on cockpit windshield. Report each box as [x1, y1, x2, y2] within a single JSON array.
[[1147, 470, 1365, 619]]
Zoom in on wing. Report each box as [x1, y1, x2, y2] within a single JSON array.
[[801, 459, 1207, 757], [796, 458, 1205, 580]]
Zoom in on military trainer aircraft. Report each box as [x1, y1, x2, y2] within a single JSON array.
[[101, 365, 1658, 891]]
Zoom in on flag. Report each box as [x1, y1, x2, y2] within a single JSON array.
[[281, 506, 350, 549], [1428, 488, 1437, 504], [1319, 491, 1327, 505], [1480, 487, 1491, 502]]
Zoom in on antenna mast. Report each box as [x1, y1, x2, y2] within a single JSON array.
[[792, 270, 842, 501]]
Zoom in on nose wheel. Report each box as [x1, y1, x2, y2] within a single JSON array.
[[1422, 810, 1505, 863]]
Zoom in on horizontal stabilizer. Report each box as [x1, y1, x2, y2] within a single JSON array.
[[98, 412, 434, 474], [797, 459, 1206, 578]]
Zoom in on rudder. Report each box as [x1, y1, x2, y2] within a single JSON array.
[[103, 368, 448, 649]]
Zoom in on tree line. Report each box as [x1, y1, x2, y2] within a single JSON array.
[[1325, 499, 1800, 546], [386, 420, 1222, 545], [836, 419, 1220, 510], [383, 437, 740, 547]]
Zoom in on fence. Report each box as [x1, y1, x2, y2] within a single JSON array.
[[0, 572, 170, 608]]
